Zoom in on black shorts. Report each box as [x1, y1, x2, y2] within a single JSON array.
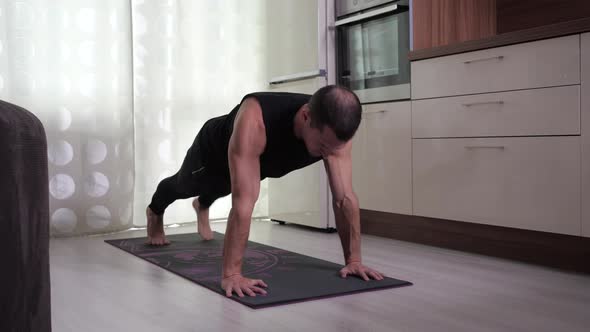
[[176, 132, 232, 200]]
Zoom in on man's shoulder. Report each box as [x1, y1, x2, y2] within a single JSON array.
[[234, 97, 265, 133], [240, 92, 312, 104]]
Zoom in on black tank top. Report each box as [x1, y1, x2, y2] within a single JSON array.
[[198, 92, 323, 180]]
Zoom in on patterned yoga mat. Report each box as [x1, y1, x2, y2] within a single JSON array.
[[105, 232, 412, 308]]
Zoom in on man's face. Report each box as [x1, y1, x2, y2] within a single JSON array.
[[302, 111, 347, 158]]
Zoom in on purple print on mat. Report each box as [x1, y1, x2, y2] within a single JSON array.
[[105, 231, 412, 309]]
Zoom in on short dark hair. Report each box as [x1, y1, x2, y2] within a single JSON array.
[[308, 85, 362, 141]]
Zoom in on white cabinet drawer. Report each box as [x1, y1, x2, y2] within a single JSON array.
[[412, 85, 580, 138], [411, 35, 580, 99], [413, 136, 581, 235]]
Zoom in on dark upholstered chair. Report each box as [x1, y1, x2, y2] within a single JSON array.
[[0, 99, 52, 331]]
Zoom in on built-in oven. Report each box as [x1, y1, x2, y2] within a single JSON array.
[[335, 0, 410, 104]]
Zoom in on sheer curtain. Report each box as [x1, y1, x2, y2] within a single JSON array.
[[132, 0, 269, 226], [0, 0, 135, 236], [0, 0, 270, 236]]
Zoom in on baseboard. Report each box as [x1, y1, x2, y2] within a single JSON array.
[[360, 209, 590, 274]]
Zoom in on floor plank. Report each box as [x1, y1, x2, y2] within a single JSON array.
[[50, 220, 590, 332]]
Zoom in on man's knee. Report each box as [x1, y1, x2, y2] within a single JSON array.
[[198, 195, 216, 209]]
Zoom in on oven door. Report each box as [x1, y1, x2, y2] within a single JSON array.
[[336, 3, 410, 104]]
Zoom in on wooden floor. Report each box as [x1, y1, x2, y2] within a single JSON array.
[[50, 220, 590, 332]]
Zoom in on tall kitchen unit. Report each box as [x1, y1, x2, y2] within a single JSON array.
[[266, 0, 337, 231]]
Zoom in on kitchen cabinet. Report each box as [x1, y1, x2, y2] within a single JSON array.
[[413, 136, 581, 235], [497, 0, 590, 33], [412, 0, 496, 51], [352, 101, 412, 215], [582, 32, 590, 237], [411, 0, 590, 50], [411, 35, 580, 99], [410, 32, 584, 236], [412, 85, 580, 138]]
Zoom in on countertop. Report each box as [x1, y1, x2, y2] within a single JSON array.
[[408, 17, 590, 61]]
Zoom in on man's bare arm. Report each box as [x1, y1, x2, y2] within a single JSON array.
[[221, 98, 268, 297], [324, 141, 384, 281], [323, 141, 362, 264]]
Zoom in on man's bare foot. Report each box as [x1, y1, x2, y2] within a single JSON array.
[[146, 207, 170, 246], [193, 198, 213, 240]]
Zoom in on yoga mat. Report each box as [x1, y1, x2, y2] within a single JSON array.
[[105, 232, 412, 308]]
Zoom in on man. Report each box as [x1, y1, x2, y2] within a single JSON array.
[[146, 85, 385, 298]]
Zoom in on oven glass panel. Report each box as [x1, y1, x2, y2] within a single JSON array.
[[338, 11, 409, 90]]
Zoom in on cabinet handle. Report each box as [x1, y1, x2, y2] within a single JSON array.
[[269, 69, 327, 85], [463, 55, 504, 64], [363, 109, 386, 114], [465, 146, 505, 150], [461, 101, 504, 107]]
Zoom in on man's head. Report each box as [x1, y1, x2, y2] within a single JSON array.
[[300, 85, 362, 157]]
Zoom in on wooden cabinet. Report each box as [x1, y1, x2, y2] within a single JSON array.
[[497, 0, 590, 34], [413, 136, 581, 235], [352, 101, 412, 215], [412, 0, 496, 51], [411, 0, 590, 50], [582, 32, 590, 238]]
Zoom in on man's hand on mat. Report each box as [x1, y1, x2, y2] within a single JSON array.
[[221, 274, 268, 298], [340, 262, 384, 281]]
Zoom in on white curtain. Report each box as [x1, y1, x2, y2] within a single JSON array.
[[132, 0, 269, 227], [0, 0, 270, 236], [0, 0, 135, 236]]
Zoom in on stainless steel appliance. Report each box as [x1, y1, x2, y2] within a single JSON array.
[[335, 0, 410, 103]]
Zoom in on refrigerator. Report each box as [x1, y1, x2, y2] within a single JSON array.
[[266, 0, 337, 231]]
